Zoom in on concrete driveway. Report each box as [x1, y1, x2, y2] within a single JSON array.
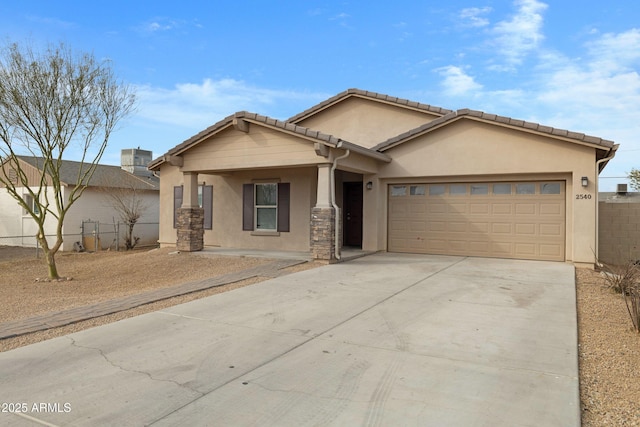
[[0, 254, 579, 426]]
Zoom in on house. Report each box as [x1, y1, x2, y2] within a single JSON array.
[[149, 89, 617, 267], [0, 150, 159, 251]]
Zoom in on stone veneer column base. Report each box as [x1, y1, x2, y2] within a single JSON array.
[[311, 207, 337, 263], [176, 207, 204, 252]]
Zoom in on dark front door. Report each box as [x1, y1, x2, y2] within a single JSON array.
[[343, 182, 363, 247]]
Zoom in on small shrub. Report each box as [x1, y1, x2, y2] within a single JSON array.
[[622, 282, 640, 333], [598, 259, 640, 333], [599, 260, 639, 294]]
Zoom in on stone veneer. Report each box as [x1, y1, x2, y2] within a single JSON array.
[[310, 207, 338, 262], [176, 207, 204, 252]]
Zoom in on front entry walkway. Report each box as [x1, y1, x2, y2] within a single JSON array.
[[0, 254, 579, 426]]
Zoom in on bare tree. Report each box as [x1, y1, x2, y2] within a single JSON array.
[[103, 183, 150, 250], [0, 41, 135, 279]]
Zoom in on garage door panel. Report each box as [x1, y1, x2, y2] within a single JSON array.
[[448, 222, 467, 233], [492, 242, 513, 255], [492, 204, 513, 215], [410, 221, 427, 232], [515, 203, 536, 215], [427, 239, 448, 251], [540, 244, 563, 257], [468, 241, 490, 254], [410, 203, 426, 214], [470, 203, 490, 214], [449, 203, 468, 214], [389, 181, 565, 261], [428, 203, 447, 214], [540, 203, 562, 216], [492, 223, 513, 234], [469, 222, 489, 233], [515, 223, 536, 235], [540, 223, 562, 236], [515, 243, 537, 256]]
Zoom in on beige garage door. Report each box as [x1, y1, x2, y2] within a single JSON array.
[[388, 181, 565, 261]]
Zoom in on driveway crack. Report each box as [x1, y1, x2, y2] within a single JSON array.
[[66, 336, 204, 397]]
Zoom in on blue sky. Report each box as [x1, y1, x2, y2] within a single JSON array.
[[1, 0, 639, 190]]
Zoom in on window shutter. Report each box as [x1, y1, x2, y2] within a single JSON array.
[[277, 183, 290, 232], [173, 186, 183, 229], [242, 184, 254, 230], [203, 185, 213, 230]]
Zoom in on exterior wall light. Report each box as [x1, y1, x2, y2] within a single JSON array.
[[581, 176, 589, 187], [366, 181, 373, 190]]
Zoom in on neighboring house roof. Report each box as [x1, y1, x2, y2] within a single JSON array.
[[148, 110, 391, 170], [600, 192, 640, 203], [287, 88, 453, 123], [16, 156, 159, 190]]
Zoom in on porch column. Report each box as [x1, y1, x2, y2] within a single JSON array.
[[176, 171, 204, 252], [311, 164, 337, 262]]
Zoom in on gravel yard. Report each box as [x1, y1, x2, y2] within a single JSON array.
[[0, 246, 638, 425]]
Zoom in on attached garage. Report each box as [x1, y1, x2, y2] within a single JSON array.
[[388, 181, 566, 261]]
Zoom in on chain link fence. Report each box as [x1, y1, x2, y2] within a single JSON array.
[[0, 220, 159, 255]]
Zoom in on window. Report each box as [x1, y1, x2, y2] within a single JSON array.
[[540, 182, 561, 194], [429, 185, 445, 196], [255, 183, 277, 230], [516, 183, 535, 195], [470, 184, 488, 195], [493, 183, 512, 195], [243, 182, 290, 232], [390, 185, 407, 197], [410, 185, 426, 196], [449, 184, 466, 195], [22, 194, 40, 215], [173, 185, 213, 229]]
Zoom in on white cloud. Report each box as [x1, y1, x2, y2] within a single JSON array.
[[492, 0, 548, 68], [586, 28, 640, 73], [136, 18, 185, 35], [436, 66, 483, 96], [459, 7, 492, 28], [134, 78, 329, 129]]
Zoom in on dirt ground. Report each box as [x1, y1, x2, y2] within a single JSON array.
[[0, 246, 639, 425]]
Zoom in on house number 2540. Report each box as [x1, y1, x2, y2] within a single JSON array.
[[575, 194, 592, 199]]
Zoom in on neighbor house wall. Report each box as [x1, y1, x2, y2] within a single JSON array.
[[598, 195, 640, 264], [0, 187, 58, 248], [62, 187, 159, 251]]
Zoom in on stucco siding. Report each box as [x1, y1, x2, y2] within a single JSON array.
[[0, 189, 25, 246], [62, 187, 159, 251], [295, 97, 441, 149], [378, 120, 595, 178], [0, 187, 58, 247], [367, 120, 598, 264], [181, 126, 322, 172], [159, 166, 316, 252]]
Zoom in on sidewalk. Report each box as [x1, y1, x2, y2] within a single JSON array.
[[0, 258, 305, 339]]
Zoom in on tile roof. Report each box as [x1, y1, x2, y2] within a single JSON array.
[[149, 111, 390, 169], [17, 156, 159, 190], [373, 108, 617, 152], [150, 89, 617, 171], [287, 88, 453, 123]]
